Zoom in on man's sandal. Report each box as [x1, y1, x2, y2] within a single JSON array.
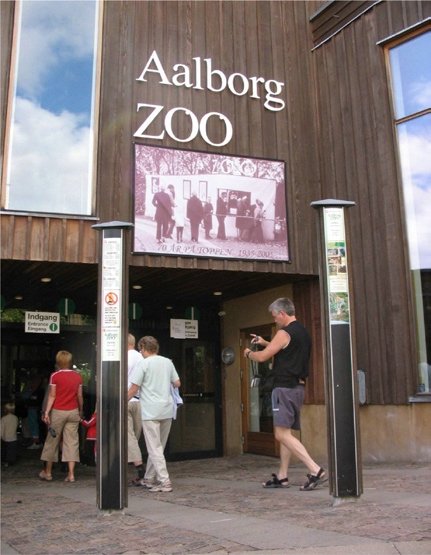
[[262, 473, 289, 488], [300, 467, 327, 491]]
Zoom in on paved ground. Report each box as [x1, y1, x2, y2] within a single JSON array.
[[1, 449, 430, 555]]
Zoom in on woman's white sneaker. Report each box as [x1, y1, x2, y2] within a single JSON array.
[[149, 480, 173, 492], [140, 478, 159, 489]]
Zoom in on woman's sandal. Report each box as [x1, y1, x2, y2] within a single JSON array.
[[262, 473, 289, 488], [39, 470, 53, 481], [64, 476, 75, 483]]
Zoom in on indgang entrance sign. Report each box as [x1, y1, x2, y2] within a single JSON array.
[[134, 50, 286, 147], [25, 311, 60, 334]]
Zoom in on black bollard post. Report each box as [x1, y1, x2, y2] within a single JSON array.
[[92, 221, 133, 511], [311, 200, 362, 501]]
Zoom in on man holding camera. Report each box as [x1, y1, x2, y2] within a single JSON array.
[[243, 297, 326, 491]]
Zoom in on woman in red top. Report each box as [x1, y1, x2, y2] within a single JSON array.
[[39, 351, 83, 482]]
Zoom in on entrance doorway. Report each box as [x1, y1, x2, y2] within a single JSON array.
[[131, 306, 223, 461], [168, 338, 222, 459], [240, 324, 279, 457]]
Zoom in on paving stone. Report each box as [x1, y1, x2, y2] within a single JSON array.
[[1, 449, 430, 554]]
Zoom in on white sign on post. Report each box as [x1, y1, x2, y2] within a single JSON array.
[[323, 207, 350, 320], [170, 319, 199, 339], [101, 237, 122, 361], [25, 311, 60, 333]]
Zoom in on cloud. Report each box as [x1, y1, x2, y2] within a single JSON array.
[[6, 97, 92, 214], [409, 80, 431, 113], [398, 122, 431, 269], [408, 183, 431, 270], [399, 121, 431, 176], [17, 1, 96, 98]]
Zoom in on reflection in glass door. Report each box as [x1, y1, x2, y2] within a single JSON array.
[[248, 347, 273, 434], [241, 325, 278, 456]]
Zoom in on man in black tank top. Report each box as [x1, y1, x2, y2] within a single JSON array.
[[243, 297, 326, 491]]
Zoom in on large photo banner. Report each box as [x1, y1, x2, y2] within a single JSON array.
[[133, 144, 289, 261]]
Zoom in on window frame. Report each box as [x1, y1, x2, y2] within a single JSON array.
[[383, 22, 431, 399], [1, 0, 103, 217]]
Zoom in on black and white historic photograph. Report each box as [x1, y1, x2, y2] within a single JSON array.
[[133, 144, 289, 261]]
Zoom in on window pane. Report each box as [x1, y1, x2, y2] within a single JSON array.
[[389, 28, 431, 394], [397, 117, 431, 393], [389, 31, 431, 120], [4, 0, 98, 215], [397, 115, 431, 270]]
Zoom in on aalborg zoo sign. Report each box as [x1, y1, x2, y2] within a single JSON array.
[[133, 51, 286, 147]]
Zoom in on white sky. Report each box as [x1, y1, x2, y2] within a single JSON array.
[[399, 122, 431, 270], [7, 97, 91, 213]]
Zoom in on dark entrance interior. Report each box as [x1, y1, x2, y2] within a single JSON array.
[[1, 259, 292, 320], [1, 303, 223, 461], [1, 259, 292, 460]]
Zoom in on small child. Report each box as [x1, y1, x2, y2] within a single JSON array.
[[81, 411, 97, 462], [1, 402, 19, 467]]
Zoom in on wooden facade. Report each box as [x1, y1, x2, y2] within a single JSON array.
[[1, 1, 430, 412], [96, 0, 321, 277], [309, 0, 430, 403]]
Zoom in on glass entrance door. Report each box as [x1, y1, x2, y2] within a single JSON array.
[[168, 339, 222, 459]]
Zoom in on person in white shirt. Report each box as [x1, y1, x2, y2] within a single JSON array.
[[127, 334, 145, 486], [128, 335, 181, 493]]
